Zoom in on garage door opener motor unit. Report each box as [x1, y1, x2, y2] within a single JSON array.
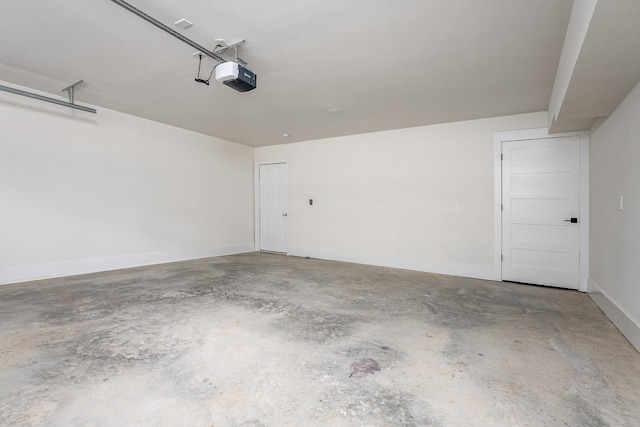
[[215, 62, 257, 92]]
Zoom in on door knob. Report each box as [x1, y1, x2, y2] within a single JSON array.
[[282, 213, 288, 217], [564, 217, 578, 223]]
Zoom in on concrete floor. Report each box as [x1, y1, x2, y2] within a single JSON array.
[[1, 253, 639, 426]]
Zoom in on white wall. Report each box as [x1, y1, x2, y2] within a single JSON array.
[[0, 82, 254, 285], [589, 80, 640, 351], [255, 112, 548, 279]]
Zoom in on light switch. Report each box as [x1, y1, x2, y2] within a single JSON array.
[[455, 201, 461, 210]]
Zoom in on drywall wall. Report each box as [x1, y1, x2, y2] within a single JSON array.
[[589, 80, 640, 351], [255, 112, 548, 279], [0, 81, 254, 285]]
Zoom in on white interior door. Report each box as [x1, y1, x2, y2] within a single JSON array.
[[259, 163, 288, 253], [502, 137, 581, 289]]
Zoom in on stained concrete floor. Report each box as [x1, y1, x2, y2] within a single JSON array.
[[1, 253, 639, 426]]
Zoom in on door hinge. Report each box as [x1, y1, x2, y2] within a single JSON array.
[[501, 254, 503, 261], [501, 204, 503, 211], [501, 153, 503, 161]]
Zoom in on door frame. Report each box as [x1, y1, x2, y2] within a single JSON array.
[[254, 160, 289, 253], [493, 128, 589, 291]]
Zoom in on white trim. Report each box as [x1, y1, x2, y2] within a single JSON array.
[[0, 243, 254, 286], [493, 136, 503, 281], [254, 160, 289, 253], [579, 134, 590, 292], [588, 279, 640, 353], [289, 246, 495, 281], [493, 128, 589, 291]]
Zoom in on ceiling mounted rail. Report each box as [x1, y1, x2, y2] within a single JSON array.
[[0, 84, 97, 114], [109, 0, 226, 64]]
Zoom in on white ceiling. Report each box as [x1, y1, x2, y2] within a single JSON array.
[[549, 0, 640, 133], [0, 0, 632, 147]]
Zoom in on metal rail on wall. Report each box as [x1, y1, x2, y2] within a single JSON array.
[[0, 82, 97, 114]]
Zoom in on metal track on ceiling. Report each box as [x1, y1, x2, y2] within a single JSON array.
[[109, 0, 226, 63]]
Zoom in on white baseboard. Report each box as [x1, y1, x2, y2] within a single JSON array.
[[588, 279, 640, 353], [288, 246, 496, 281], [0, 243, 254, 286]]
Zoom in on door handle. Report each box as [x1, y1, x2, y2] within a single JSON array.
[[282, 213, 288, 217], [564, 218, 578, 223]]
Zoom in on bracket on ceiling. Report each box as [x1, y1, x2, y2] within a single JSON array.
[[0, 82, 97, 114], [213, 39, 247, 65], [62, 80, 84, 104]]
